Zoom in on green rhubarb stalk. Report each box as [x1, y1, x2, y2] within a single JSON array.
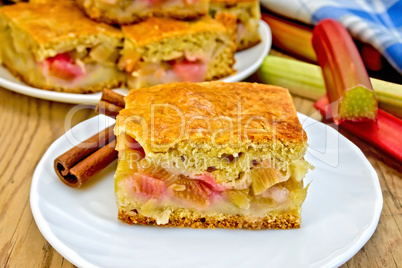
[[258, 55, 325, 100], [258, 55, 402, 119], [312, 19, 378, 124]]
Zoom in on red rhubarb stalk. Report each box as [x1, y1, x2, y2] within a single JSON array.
[[261, 12, 317, 62], [315, 96, 402, 163], [312, 19, 378, 125]]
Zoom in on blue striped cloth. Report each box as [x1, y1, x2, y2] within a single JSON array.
[[261, 0, 402, 74]]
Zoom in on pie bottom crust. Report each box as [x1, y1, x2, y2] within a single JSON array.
[[118, 208, 301, 229]]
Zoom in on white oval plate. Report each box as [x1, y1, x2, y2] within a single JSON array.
[[31, 113, 382, 268], [0, 21, 271, 105]]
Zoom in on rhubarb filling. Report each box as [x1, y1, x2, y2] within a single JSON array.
[[39, 43, 123, 88], [235, 19, 260, 46], [100, 0, 201, 11], [209, 1, 261, 50], [116, 145, 309, 225], [127, 57, 208, 88], [90, 0, 206, 19], [118, 47, 213, 88], [119, 34, 235, 89]]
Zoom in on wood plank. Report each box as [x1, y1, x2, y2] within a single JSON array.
[[0, 85, 400, 268]]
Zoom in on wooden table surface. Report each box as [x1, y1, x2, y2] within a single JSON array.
[[0, 57, 401, 268]]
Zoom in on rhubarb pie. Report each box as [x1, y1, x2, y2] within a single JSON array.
[[119, 14, 236, 90], [114, 81, 312, 229], [76, 0, 209, 24], [0, 1, 125, 93], [209, 0, 261, 51]]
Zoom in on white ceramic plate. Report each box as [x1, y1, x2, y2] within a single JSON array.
[[0, 21, 271, 105], [31, 113, 382, 268]]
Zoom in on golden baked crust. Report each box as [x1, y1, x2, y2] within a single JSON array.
[[122, 16, 231, 47], [0, 1, 122, 60], [118, 208, 301, 229], [0, 1, 122, 43], [117, 82, 306, 150]]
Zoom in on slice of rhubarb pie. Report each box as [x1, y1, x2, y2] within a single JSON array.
[[76, 0, 209, 24], [209, 0, 261, 51], [0, 1, 125, 93], [114, 81, 312, 229], [118, 14, 236, 90]]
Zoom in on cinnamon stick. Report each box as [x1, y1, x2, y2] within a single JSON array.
[[95, 89, 125, 118], [54, 125, 117, 188], [54, 89, 126, 188]]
